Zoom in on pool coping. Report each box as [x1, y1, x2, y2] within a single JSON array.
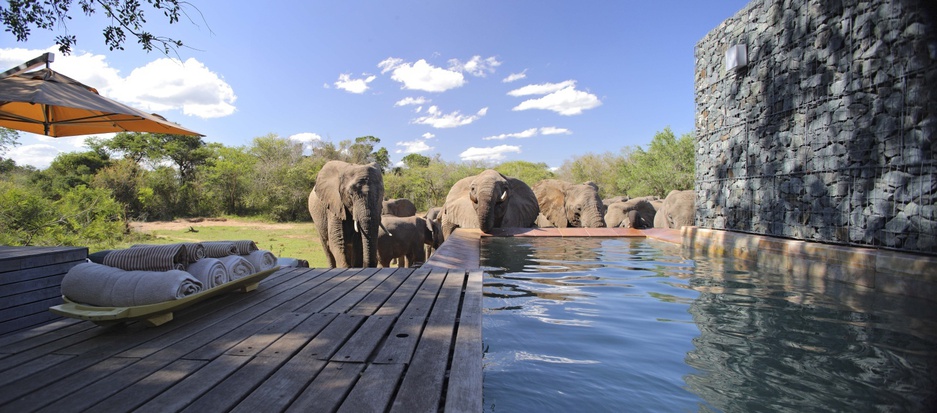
[[423, 227, 937, 302]]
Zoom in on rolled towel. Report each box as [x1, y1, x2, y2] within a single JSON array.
[[246, 250, 277, 272], [87, 250, 113, 264], [231, 240, 259, 255], [185, 258, 229, 289], [61, 262, 202, 307], [276, 257, 309, 268], [103, 244, 188, 271], [201, 242, 238, 258], [218, 255, 256, 281], [132, 243, 205, 263]]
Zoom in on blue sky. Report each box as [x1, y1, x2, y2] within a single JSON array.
[[1, 1, 749, 169]]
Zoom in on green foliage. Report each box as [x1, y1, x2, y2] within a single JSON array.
[[616, 127, 695, 197], [0, 181, 125, 249], [556, 151, 626, 198], [245, 134, 316, 222], [202, 144, 255, 215], [34, 149, 111, 199], [0, 0, 190, 55], [0, 127, 19, 158], [401, 153, 431, 169], [494, 160, 555, 187], [92, 158, 144, 218], [383, 157, 482, 211]]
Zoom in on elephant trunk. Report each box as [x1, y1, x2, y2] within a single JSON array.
[[582, 205, 606, 228], [353, 200, 381, 268], [475, 188, 503, 233]]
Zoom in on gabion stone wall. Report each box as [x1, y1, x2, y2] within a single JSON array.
[[695, 0, 937, 254]]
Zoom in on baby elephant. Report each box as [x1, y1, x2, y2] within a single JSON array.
[[377, 215, 439, 268]]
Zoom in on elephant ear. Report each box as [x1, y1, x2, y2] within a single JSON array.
[[314, 163, 346, 220], [533, 180, 568, 227], [502, 178, 541, 227]]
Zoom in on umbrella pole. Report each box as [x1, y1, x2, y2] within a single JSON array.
[[0, 53, 54, 79]]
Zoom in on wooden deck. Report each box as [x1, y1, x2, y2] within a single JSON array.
[[0, 266, 482, 413]]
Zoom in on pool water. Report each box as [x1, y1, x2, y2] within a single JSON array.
[[480, 237, 937, 413]]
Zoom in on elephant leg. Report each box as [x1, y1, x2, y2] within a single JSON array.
[[327, 218, 351, 267]]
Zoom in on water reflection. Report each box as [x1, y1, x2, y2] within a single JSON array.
[[684, 261, 937, 412], [481, 237, 937, 413]]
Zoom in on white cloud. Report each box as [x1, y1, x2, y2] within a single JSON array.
[[507, 80, 577, 97], [482, 128, 539, 141], [288, 132, 322, 144], [510, 81, 602, 116], [112, 57, 237, 118], [395, 139, 434, 154], [334, 73, 376, 94], [448, 55, 501, 77], [422, 132, 436, 139], [412, 106, 488, 128], [540, 127, 572, 135], [459, 145, 521, 162], [1, 47, 236, 120], [482, 127, 572, 141], [8, 144, 61, 170], [379, 58, 465, 92], [394, 96, 429, 107], [502, 70, 528, 83]]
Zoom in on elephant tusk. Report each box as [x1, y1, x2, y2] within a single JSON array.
[[379, 220, 391, 236], [354, 220, 359, 233], [500, 189, 508, 202]]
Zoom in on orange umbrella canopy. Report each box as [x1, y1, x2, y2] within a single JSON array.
[[0, 68, 201, 137]]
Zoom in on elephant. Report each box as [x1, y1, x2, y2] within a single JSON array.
[[604, 197, 657, 229], [532, 179, 606, 228], [653, 189, 696, 229], [382, 198, 417, 217], [423, 207, 444, 258], [377, 215, 440, 268], [308, 161, 385, 268], [440, 169, 540, 239]]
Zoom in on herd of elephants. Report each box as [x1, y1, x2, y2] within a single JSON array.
[[307, 160, 695, 268]]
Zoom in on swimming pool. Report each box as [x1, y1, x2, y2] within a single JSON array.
[[480, 236, 937, 412]]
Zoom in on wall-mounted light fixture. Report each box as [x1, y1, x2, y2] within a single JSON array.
[[725, 44, 748, 73]]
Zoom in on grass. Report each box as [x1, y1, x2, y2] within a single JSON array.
[[124, 222, 331, 268]]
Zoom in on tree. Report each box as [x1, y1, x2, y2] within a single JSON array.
[[617, 127, 695, 197], [0, 127, 19, 156], [90, 132, 161, 164], [34, 149, 110, 198], [1, 0, 197, 55], [556, 151, 625, 198], [494, 160, 554, 187], [401, 153, 431, 169]]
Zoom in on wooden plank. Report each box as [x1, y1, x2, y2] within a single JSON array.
[[223, 311, 309, 357], [0, 285, 61, 310], [293, 268, 384, 313], [389, 269, 466, 413], [444, 270, 483, 413], [0, 356, 138, 411], [374, 268, 433, 316], [373, 269, 447, 364], [0, 353, 73, 387], [114, 268, 323, 359], [0, 310, 63, 337], [182, 269, 347, 361], [0, 274, 65, 298], [231, 313, 349, 413], [180, 355, 286, 413], [329, 314, 395, 362], [346, 267, 413, 316], [133, 355, 252, 413], [321, 267, 393, 313], [278, 268, 359, 311], [337, 363, 406, 413], [287, 361, 365, 413], [0, 261, 79, 286], [0, 296, 61, 320], [0, 246, 87, 273], [0, 269, 309, 402], [0, 317, 84, 350], [87, 358, 206, 412]]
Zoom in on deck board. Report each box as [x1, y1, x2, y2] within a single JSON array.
[[0, 266, 481, 412]]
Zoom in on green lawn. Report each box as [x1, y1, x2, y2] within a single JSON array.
[[125, 222, 330, 268]]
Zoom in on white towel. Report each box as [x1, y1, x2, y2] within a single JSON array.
[[185, 258, 229, 288], [246, 250, 277, 272], [61, 262, 202, 307], [218, 255, 256, 281]]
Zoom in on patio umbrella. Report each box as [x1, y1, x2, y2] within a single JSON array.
[[0, 64, 201, 137]]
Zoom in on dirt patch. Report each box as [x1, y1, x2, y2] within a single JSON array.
[[131, 218, 303, 232]]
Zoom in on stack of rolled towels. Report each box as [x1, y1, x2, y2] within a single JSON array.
[[62, 240, 279, 307]]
